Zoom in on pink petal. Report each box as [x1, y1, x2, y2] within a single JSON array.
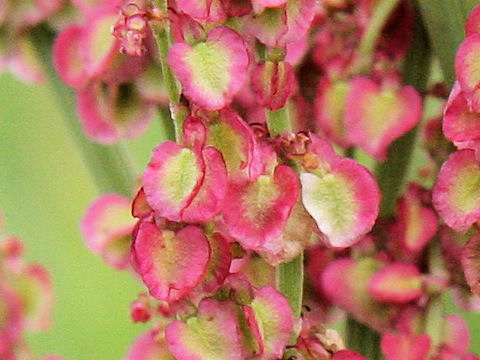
[[443, 82, 480, 143], [80, 194, 136, 269], [251, 61, 296, 111], [367, 263, 422, 304], [53, 25, 87, 89], [345, 77, 422, 160], [433, 149, 480, 232], [301, 155, 380, 248], [205, 108, 256, 179], [443, 314, 470, 354], [142, 141, 203, 222], [221, 164, 299, 249], [193, 232, 231, 296], [461, 234, 480, 296], [391, 184, 438, 253], [247, 286, 294, 360], [168, 26, 249, 110], [321, 258, 396, 332], [165, 299, 245, 360], [314, 77, 352, 148], [80, 6, 120, 78], [133, 222, 210, 302], [125, 330, 175, 360], [380, 333, 430, 360], [181, 147, 228, 223]]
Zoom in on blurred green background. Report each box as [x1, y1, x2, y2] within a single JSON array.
[[1, 71, 479, 359]]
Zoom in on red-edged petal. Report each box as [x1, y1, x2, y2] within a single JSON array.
[[205, 109, 256, 179], [443, 82, 480, 143], [301, 158, 380, 248], [251, 61, 296, 111], [53, 25, 88, 89], [345, 77, 422, 160], [433, 149, 480, 232], [165, 299, 245, 360], [367, 263, 422, 304], [168, 26, 249, 110], [391, 184, 438, 253], [321, 258, 396, 332], [314, 77, 352, 148], [81, 194, 135, 269], [181, 147, 228, 223], [80, 6, 120, 78], [142, 141, 203, 222], [247, 286, 293, 360], [221, 164, 299, 249], [133, 222, 210, 302], [380, 333, 430, 360]]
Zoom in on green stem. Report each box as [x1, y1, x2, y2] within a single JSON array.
[[356, 0, 402, 72], [151, 0, 183, 142], [266, 104, 303, 345], [31, 25, 136, 196], [424, 241, 446, 349], [266, 106, 292, 136], [374, 1, 431, 217]]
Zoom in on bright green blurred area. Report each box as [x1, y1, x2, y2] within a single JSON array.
[[1, 71, 480, 359], [0, 73, 161, 359]]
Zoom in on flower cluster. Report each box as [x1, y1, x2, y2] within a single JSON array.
[[45, 0, 480, 359], [0, 210, 62, 360], [433, 3, 480, 311]]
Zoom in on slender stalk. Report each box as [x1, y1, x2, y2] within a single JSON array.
[[346, 318, 382, 360], [355, 0, 402, 72], [267, 105, 303, 347], [31, 25, 136, 196], [151, 0, 183, 141]]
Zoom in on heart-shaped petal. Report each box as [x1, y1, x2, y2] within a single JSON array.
[[345, 76, 422, 160], [143, 141, 203, 222], [168, 26, 249, 110], [433, 149, 480, 232], [166, 299, 245, 360], [301, 159, 380, 248], [221, 164, 299, 249], [133, 222, 210, 302]]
